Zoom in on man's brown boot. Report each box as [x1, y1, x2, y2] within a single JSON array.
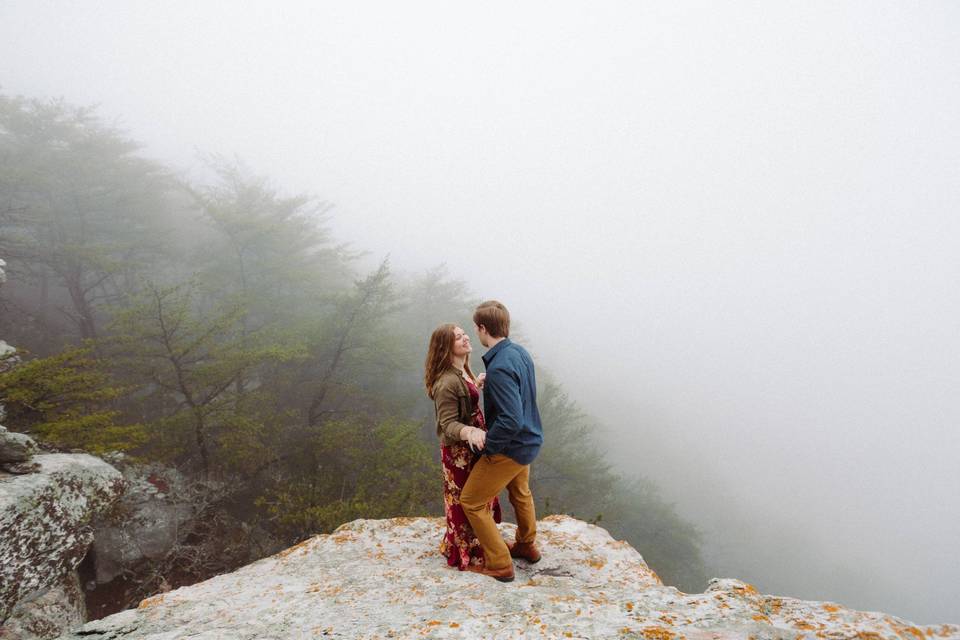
[[508, 541, 541, 564], [466, 563, 515, 582]]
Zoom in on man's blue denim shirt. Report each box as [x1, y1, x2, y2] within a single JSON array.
[[480, 338, 543, 465]]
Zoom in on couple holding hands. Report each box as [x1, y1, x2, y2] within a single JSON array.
[[424, 300, 543, 582]]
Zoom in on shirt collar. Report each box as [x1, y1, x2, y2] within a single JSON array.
[[481, 338, 511, 367]]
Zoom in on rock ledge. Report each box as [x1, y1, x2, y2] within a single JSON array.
[[60, 516, 958, 639]]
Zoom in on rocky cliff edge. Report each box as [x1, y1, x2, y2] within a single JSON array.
[[59, 516, 958, 640]]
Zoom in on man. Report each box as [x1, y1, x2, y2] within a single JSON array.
[[460, 300, 543, 582]]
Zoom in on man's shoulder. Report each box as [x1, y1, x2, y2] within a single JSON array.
[[488, 342, 532, 373], [504, 341, 534, 365]]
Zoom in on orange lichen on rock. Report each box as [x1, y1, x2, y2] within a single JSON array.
[[886, 621, 929, 640], [331, 532, 356, 544], [732, 583, 759, 597], [822, 604, 841, 613], [386, 516, 422, 528], [763, 598, 785, 617], [641, 625, 678, 640], [751, 614, 771, 624], [791, 619, 817, 630], [550, 595, 577, 603], [138, 594, 165, 609], [625, 602, 634, 611], [543, 514, 570, 523], [307, 584, 342, 596], [274, 537, 315, 559]]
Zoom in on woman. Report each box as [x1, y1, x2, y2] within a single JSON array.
[[425, 323, 502, 570]]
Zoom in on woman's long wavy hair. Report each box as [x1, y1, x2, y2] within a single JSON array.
[[424, 323, 476, 399]]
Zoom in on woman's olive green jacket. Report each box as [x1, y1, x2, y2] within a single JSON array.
[[432, 368, 473, 447]]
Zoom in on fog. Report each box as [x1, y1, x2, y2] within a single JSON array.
[[2, 0, 958, 623]]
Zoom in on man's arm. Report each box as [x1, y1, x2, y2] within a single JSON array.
[[482, 367, 523, 452]]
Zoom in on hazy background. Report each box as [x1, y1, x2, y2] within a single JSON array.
[[2, 0, 958, 623]]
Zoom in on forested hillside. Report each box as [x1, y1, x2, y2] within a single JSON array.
[[0, 94, 707, 610]]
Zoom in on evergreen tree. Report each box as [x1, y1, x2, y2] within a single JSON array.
[[0, 342, 144, 453], [109, 280, 298, 475], [0, 94, 177, 347]]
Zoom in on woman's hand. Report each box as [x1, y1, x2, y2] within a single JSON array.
[[459, 426, 486, 452], [476, 372, 486, 390]]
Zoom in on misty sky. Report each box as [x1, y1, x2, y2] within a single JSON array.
[[2, 0, 958, 624]]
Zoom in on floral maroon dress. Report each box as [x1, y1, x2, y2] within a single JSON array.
[[439, 377, 502, 569]]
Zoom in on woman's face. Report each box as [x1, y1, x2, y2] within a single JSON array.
[[451, 326, 472, 358]]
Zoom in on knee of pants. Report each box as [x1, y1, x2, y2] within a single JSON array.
[[460, 489, 486, 512], [509, 493, 532, 509], [508, 484, 532, 500]]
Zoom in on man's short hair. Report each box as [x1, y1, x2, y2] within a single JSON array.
[[473, 300, 510, 338]]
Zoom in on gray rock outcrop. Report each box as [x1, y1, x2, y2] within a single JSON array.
[[0, 454, 124, 624], [59, 515, 960, 639], [0, 573, 86, 640], [90, 464, 195, 586], [0, 426, 39, 464]]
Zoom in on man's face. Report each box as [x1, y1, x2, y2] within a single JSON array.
[[475, 323, 491, 348]]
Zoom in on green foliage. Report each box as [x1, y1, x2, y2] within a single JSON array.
[[298, 260, 408, 427], [0, 343, 145, 453], [602, 477, 708, 591], [0, 94, 177, 344], [256, 419, 438, 540], [189, 157, 354, 326], [533, 377, 615, 518], [108, 280, 303, 473]]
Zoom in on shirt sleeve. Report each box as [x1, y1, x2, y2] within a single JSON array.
[[482, 366, 523, 453]]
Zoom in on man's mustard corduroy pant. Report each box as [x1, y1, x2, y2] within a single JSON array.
[[461, 453, 537, 570]]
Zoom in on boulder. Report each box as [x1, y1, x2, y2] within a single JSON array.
[[0, 454, 123, 622], [59, 516, 959, 639], [90, 464, 194, 585], [0, 572, 85, 639], [0, 426, 40, 464]]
